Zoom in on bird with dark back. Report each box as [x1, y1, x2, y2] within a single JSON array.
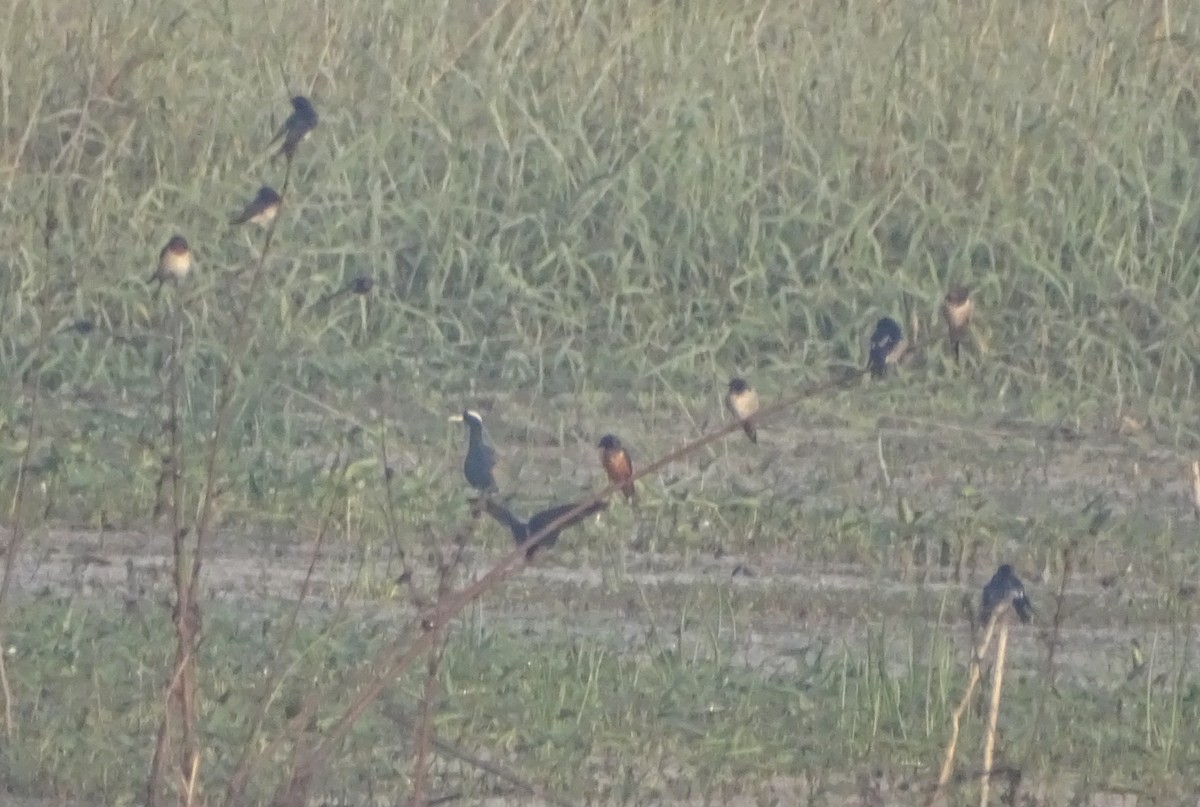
[[230, 186, 282, 227], [980, 564, 1034, 625], [449, 410, 497, 495], [269, 95, 319, 160], [867, 316, 906, 378], [478, 498, 608, 558]]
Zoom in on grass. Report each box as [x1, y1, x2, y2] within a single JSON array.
[[3, 0, 1200, 802], [4, 592, 1198, 804]]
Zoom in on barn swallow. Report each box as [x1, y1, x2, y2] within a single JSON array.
[[979, 564, 1034, 625], [148, 235, 191, 290], [941, 286, 973, 363], [478, 498, 608, 558], [867, 316, 906, 378], [597, 434, 637, 503], [268, 95, 319, 160], [449, 410, 497, 494], [724, 377, 759, 443], [229, 186, 282, 227]]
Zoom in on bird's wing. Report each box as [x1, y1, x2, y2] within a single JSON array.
[[481, 499, 525, 541], [530, 500, 608, 535]]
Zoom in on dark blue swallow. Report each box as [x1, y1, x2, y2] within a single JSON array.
[[980, 564, 1034, 625], [479, 498, 608, 558], [268, 96, 319, 160], [449, 410, 497, 494], [867, 316, 906, 378]]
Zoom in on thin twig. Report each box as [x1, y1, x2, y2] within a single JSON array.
[[146, 297, 193, 805], [927, 613, 999, 806], [980, 619, 1010, 807], [149, 155, 295, 805]]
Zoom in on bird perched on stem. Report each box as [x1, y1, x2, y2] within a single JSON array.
[[979, 564, 1034, 625], [478, 498, 608, 558], [597, 434, 637, 504], [941, 286, 973, 363], [268, 95, 319, 161], [229, 186, 282, 227], [449, 410, 497, 495], [148, 235, 191, 294], [867, 316, 906, 378], [724, 377, 760, 443]]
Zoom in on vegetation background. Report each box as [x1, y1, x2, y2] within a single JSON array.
[[1, 0, 1198, 803]]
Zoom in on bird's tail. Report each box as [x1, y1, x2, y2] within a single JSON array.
[[867, 351, 887, 378], [479, 498, 524, 540]]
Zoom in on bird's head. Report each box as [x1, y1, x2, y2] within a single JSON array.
[[727, 377, 751, 395], [448, 410, 485, 429], [945, 286, 971, 307], [597, 434, 622, 451]]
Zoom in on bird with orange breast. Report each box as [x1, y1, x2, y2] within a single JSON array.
[[597, 434, 637, 505]]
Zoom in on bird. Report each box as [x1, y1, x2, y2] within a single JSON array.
[[979, 564, 1034, 625], [148, 235, 191, 292], [941, 286, 973, 363], [597, 434, 637, 503], [867, 316, 906, 378], [724, 377, 759, 443], [268, 95, 319, 160], [229, 186, 282, 227], [478, 497, 608, 558], [448, 410, 497, 494]]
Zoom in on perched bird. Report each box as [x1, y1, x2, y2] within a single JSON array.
[[479, 498, 608, 558], [148, 235, 192, 291], [448, 410, 497, 494], [597, 434, 637, 503], [268, 95, 319, 160], [941, 286, 973, 363], [724, 377, 760, 443], [980, 564, 1034, 625], [867, 316, 906, 378], [229, 186, 282, 227]]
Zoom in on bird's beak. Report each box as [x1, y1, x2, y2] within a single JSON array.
[[448, 414, 464, 422]]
